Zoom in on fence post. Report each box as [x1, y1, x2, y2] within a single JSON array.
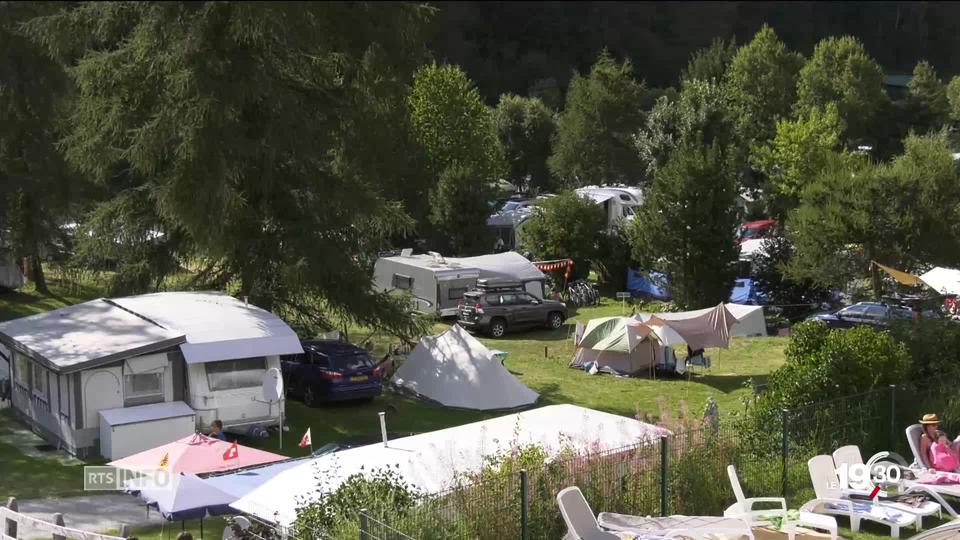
[[890, 384, 897, 451], [781, 409, 789, 499], [659, 435, 668, 517], [118, 524, 130, 539], [520, 469, 528, 540], [359, 508, 369, 540], [52, 513, 65, 540], [5, 497, 17, 539]]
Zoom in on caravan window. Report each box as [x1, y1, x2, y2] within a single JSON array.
[[32, 362, 48, 400], [392, 274, 413, 290], [124, 373, 164, 405], [13, 353, 29, 387], [206, 357, 267, 391], [448, 287, 468, 300]]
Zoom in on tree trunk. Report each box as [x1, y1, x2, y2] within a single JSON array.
[[30, 250, 48, 295]]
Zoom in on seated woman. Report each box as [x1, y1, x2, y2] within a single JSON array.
[[920, 413, 960, 470], [931, 430, 960, 472]]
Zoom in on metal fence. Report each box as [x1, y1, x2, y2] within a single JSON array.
[[339, 378, 960, 540]]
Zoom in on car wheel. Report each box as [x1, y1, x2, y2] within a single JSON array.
[[547, 312, 564, 329], [303, 386, 317, 407], [489, 318, 507, 338]]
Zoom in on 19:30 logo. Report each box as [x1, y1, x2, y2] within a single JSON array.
[[835, 463, 902, 488]]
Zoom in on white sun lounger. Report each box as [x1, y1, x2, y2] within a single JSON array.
[[835, 442, 958, 519], [803, 455, 922, 538], [556, 486, 754, 540], [724, 464, 838, 540]]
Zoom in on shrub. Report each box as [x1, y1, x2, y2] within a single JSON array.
[[889, 318, 960, 381]]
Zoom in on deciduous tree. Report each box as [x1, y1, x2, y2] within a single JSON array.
[[548, 51, 647, 186], [494, 95, 556, 192]]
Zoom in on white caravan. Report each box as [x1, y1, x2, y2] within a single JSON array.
[[373, 251, 546, 317]]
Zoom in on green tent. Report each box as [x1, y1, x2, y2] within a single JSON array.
[[571, 316, 660, 374]]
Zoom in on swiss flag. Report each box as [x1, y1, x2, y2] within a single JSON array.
[[299, 428, 312, 448], [222, 440, 239, 461]]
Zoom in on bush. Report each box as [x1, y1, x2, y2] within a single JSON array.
[[889, 317, 960, 381], [293, 466, 421, 538]]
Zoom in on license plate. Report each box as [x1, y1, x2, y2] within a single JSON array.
[[351, 375, 368, 382]]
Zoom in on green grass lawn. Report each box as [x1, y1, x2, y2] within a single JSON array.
[[0, 410, 87, 500], [0, 278, 106, 321]]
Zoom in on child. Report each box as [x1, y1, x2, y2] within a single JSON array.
[[930, 430, 960, 472]]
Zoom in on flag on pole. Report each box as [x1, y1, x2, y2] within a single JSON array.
[[223, 440, 239, 461], [299, 428, 312, 448], [159, 453, 169, 470]]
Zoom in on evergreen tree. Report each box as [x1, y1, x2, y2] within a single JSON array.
[[25, 2, 432, 335], [949, 76, 960, 122], [493, 94, 556, 192], [0, 2, 80, 293], [906, 61, 951, 133], [628, 142, 740, 309], [548, 51, 647, 186]]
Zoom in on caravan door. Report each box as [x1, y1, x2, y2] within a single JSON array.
[[436, 276, 477, 316]]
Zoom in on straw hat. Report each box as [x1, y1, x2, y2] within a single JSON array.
[[920, 413, 942, 425]]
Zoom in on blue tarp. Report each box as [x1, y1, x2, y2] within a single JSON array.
[[627, 270, 767, 305], [729, 278, 768, 305], [626, 269, 671, 300]]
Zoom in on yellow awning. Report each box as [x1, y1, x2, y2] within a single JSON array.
[[872, 261, 923, 286]]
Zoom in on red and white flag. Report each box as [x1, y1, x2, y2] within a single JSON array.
[[299, 428, 312, 448], [222, 440, 239, 461]]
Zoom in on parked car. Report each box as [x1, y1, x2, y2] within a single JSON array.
[[281, 340, 385, 406], [806, 301, 913, 329], [457, 279, 568, 337]]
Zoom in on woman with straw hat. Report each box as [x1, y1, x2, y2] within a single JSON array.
[[920, 413, 949, 467]]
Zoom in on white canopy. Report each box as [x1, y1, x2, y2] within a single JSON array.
[[134, 473, 235, 520], [920, 267, 960, 296], [447, 252, 545, 282], [392, 324, 538, 410], [230, 404, 670, 527], [111, 292, 303, 364], [723, 303, 766, 337]]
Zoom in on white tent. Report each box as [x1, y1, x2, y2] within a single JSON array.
[[920, 267, 960, 296], [739, 239, 767, 261], [723, 303, 766, 337], [392, 325, 538, 411], [230, 404, 670, 527]]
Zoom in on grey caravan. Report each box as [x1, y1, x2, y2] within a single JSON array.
[[373, 251, 547, 317], [373, 252, 481, 317]]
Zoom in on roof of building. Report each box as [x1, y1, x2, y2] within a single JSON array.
[[0, 291, 302, 372]]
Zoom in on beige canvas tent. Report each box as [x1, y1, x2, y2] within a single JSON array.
[[569, 317, 661, 375]]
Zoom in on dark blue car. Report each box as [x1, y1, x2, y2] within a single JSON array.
[[281, 340, 384, 406], [806, 301, 913, 329]]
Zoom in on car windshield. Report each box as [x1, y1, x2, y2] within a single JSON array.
[[330, 353, 375, 371], [501, 201, 523, 212], [740, 227, 765, 240]]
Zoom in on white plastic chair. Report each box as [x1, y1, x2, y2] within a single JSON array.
[[802, 455, 918, 538], [833, 444, 950, 519], [725, 464, 838, 540], [556, 487, 633, 540], [906, 425, 932, 470]]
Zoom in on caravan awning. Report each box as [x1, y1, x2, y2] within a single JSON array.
[[110, 292, 303, 364], [920, 267, 960, 296]]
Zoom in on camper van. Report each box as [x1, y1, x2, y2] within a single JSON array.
[[575, 186, 641, 231], [373, 251, 547, 317]]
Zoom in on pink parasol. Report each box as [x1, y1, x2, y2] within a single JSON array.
[[109, 432, 287, 475]]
